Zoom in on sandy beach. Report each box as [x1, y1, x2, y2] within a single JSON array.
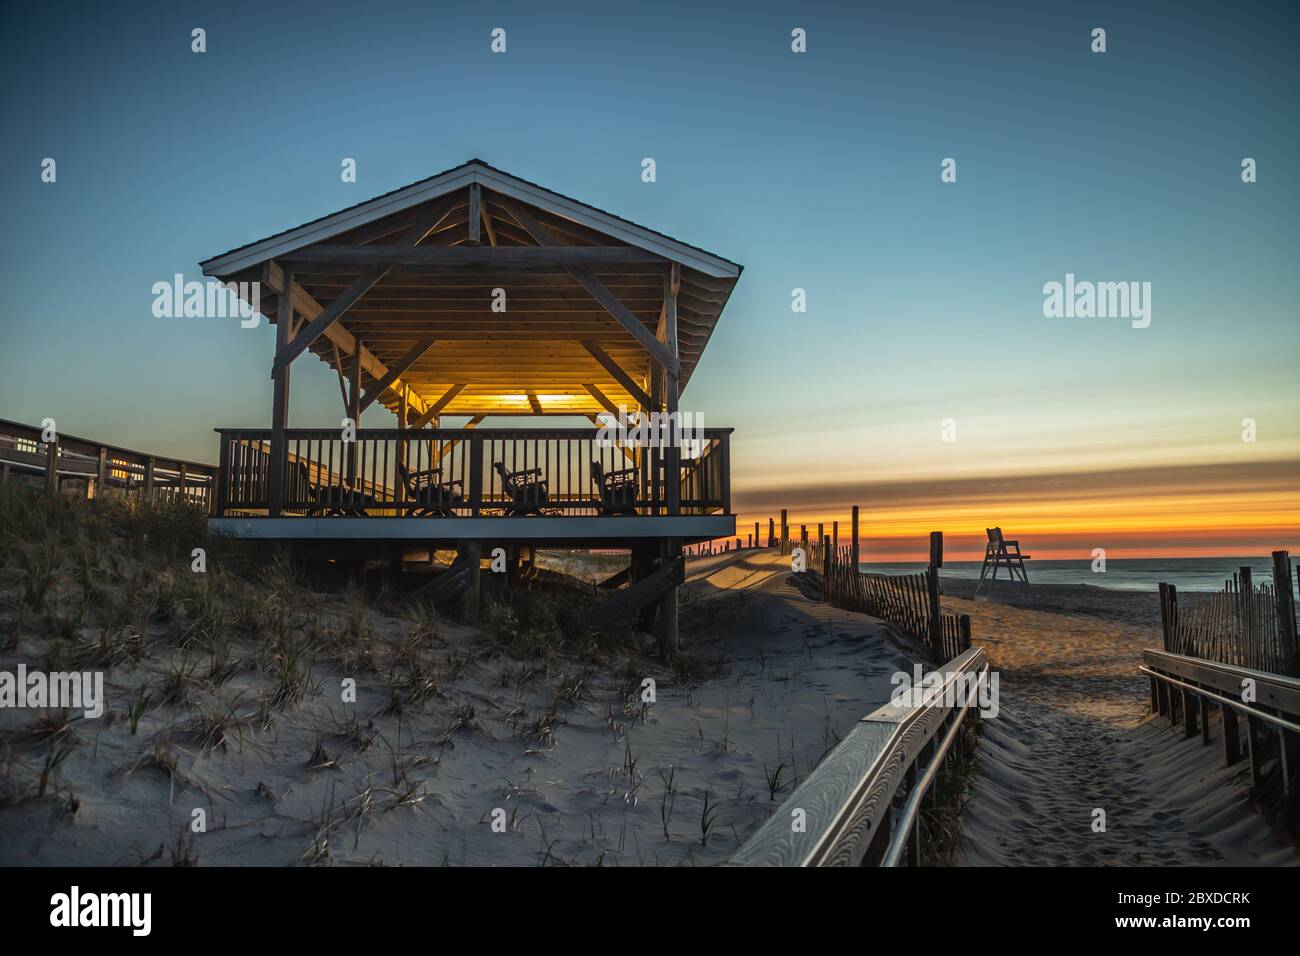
[[0, 548, 919, 866], [941, 579, 1299, 866]]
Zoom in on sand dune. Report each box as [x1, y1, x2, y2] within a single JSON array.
[[0, 551, 918, 867]]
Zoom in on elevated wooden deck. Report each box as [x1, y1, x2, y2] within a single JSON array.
[[210, 425, 733, 546]]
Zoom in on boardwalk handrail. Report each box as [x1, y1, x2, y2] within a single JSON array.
[[729, 646, 987, 867], [0, 418, 216, 510], [1141, 648, 1300, 789]]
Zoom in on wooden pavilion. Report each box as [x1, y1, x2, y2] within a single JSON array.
[[200, 159, 742, 642]]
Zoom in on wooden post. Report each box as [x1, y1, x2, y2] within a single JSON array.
[[780, 509, 788, 555], [822, 534, 831, 601], [178, 463, 187, 505], [657, 538, 682, 660], [468, 434, 484, 516], [1182, 688, 1198, 739], [1246, 714, 1264, 786], [45, 431, 58, 494], [663, 264, 681, 515], [851, 505, 860, 567], [96, 447, 108, 501], [143, 457, 156, 501], [347, 337, 362, 488], [269, 269, 294, 517], [927, 532, 944, 658], [800, 525, 808, 555], [1220, 704, 1240, 766], [1271, 551, 1297, 674], [456, 540, 481, 619], [767, 517, 775, 548], [753, 521, 759, 549], [832, 520, 838, 553], [216, 438, 230, 517]]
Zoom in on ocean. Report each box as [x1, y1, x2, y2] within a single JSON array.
[[860, 556, 1297, 594]]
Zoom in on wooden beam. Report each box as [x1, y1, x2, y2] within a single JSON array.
[[269, 271, 293, 516], [580, 340, 654, 409], [359, 335, 436, 412], [526, 390, 543, 414], [480, 202, 498, 247], [271, 193, 461, 372], [664, 262, 681, 514], [434, 415, 483, 463], [262, 261, 432, 421], [347, 333, 362, 485], [582, 383, 621, 417], [331, 342, 350, 413], [582, 557, 684, 630], [498, 198, 678, 377], [275, 269, 387, 370], [408, 383, 467, 428], [467, 183, 481, 245], [572, 267, 679, 377], [280, 245, 666, 270]]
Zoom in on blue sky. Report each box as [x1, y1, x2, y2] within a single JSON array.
[[2, 0, 1297, 555]]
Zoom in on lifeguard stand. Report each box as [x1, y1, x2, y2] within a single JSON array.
[[974, 527, 1032, 600]]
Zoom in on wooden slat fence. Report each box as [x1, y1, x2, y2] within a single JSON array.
[[1160, 551, 1299, 677]]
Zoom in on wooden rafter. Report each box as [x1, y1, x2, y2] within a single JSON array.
[[580, 340, 653, 410], [273, 193, 461, 371], [260, 261, 433, 421], [408, 383, 467, 428], [498, 198, 679, 378], [359, 335, 436, 413]]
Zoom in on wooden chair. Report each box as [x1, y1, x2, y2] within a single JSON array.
[[591, 460, 639, 515], [494, 461, 551, 516], [974, 527, 1032, 600], [397, 460, 463, 517]]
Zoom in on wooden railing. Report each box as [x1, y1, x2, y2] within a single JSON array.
[[0, 418, 215, 510], [214, 427, 732, 518], [729, 646, 988, 866], [1159, 551, 1299, 677], [1141, 649, 1300, 793]]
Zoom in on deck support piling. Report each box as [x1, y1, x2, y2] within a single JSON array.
[[656, 538, 682, 661], [455, 539, 481, 619]]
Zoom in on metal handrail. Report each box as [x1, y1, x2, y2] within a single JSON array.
[[881, 661, 989, 867], [1139, 664, 1300, 735], [728, 646, 986, 867]]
